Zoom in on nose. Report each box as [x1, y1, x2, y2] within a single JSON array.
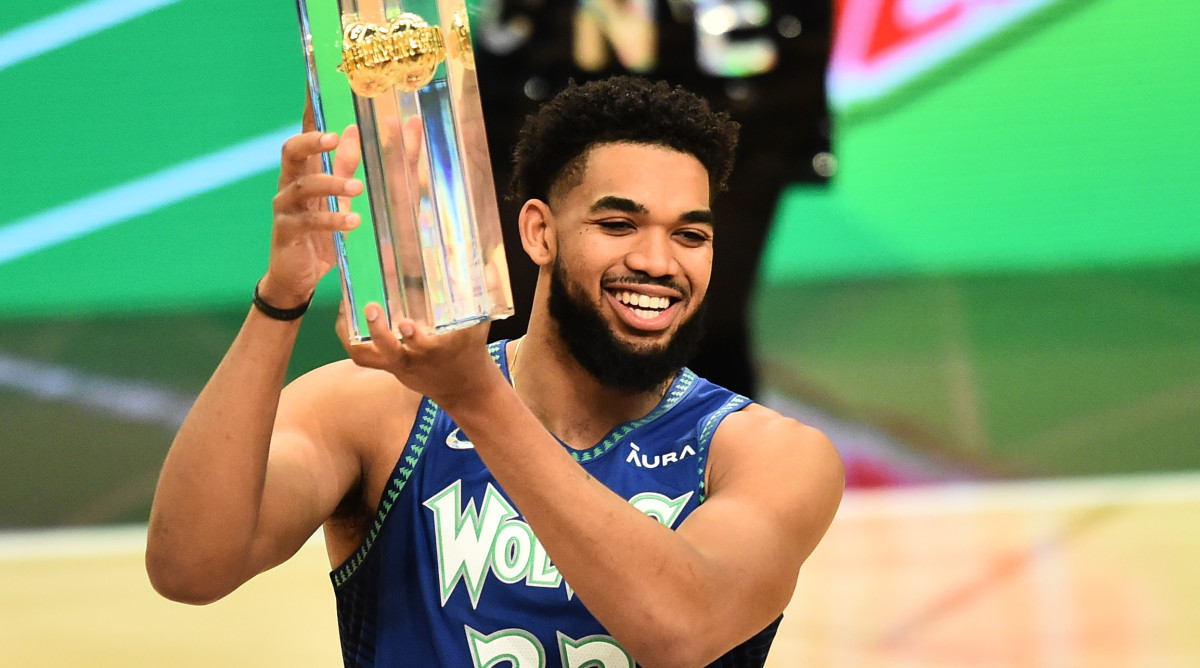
[[624, 230, 678, 278]]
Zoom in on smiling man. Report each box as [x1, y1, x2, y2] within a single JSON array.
[[146, 76, 843, 668]]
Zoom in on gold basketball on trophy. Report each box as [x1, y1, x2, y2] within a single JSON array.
[[340, 13, 446, 97], [384, 14, 445, 91], [340, 21, 392, 98]]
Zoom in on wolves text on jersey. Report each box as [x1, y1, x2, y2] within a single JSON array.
[[423, 480, 693, 609]]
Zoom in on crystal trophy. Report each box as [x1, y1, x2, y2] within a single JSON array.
[[295, 0, 513, 341]]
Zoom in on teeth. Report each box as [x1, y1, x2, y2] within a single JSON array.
[[616, 290, 670, 311]]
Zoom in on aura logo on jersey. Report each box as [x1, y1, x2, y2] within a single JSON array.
[[625, 442, 696, 469], [830, 0, 1065, 108], [424, 480, 692, 609]]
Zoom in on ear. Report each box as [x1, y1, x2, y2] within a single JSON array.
[[518, 199, 556, 267]]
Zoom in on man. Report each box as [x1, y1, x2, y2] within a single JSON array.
[[476, 1, 834, 399], [146, 76, 843, 668]]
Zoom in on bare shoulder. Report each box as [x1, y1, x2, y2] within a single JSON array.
[[710, 403, 842, 472], [278, 358, 421, 440], [707, 403, 844, 533]]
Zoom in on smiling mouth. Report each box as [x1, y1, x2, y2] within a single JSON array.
[[611, 289, 677, 322]]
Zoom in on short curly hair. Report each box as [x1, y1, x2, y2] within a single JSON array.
[[509, 76, 739, 204]]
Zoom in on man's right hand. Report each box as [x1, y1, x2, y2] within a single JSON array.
[[146, 99, 371, 605], [258, 119, 363, 310]]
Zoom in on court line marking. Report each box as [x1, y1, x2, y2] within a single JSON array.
[[67, 469, 164, 526], [0, 126, 296, 266], [1007, 378, 1200, 461], [837, 470, 1200, 518], [0, 353, 196, 430], [4, 472, 1198, 561], [0, 0, 183, 73], [876, 503, 1118, 649], [939, 281, 988, 452], [0, 524, 149, 561], [0, 353, 196, 525], [0, 524, 326, 562]]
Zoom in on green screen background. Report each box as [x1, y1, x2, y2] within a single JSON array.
[[765, 0, 1199, 282]]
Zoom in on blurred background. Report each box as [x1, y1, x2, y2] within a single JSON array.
[[2, 0, 1197, 665]]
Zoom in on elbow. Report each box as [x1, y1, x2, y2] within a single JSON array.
[[634, 642, 714, 668], [624, 612, 724, 668], [632, 645, 705, 668], [149, 580, 222, 606], [145, 541, 237, 605]]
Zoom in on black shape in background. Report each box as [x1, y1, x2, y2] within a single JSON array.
[[476, 1, 832, 399]]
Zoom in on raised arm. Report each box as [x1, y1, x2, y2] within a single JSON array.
[[145, 119, 365, 604]]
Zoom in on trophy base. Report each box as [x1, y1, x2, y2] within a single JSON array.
[[347, 312, 493, 346]]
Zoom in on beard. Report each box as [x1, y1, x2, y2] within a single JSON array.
[[548, 259, 707, 394]]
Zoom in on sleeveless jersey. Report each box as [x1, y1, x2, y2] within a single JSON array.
[[332, 341, 782, 667]]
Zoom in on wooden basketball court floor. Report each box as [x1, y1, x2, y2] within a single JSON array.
[[3, 472, 1198, 667]]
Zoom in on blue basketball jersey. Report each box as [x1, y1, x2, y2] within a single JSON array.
[[332, 341, 781, 667]]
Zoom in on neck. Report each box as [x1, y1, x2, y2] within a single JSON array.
[[510, 322, 672, 450]]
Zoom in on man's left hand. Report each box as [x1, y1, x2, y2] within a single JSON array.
[[338, 302, 502, 408]]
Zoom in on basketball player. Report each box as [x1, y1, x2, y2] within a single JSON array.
[[146, 77, 843, 667], [475, 1, 834, 400]]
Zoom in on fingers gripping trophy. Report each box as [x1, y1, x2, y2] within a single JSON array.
[[294, 0, 514, 341]]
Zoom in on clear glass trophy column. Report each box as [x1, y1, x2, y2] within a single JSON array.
[[295, 0, 513, 341]]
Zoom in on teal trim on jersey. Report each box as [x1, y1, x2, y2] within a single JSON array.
[[332, 397, 441, 589], [699, 395, 749, 446], [333, 341, 504, 587], [571, 370, 698, 464], [695, 394, 752, 503], [490, 339, 701, 464]]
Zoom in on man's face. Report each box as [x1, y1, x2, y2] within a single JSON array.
[[545, 142, 714, 393]]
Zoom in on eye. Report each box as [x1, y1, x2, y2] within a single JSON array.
[[595, 220, 635, 234], [675, 229, 712, 246]]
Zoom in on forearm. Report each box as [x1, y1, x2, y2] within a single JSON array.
[[146, 306, 300, 602]]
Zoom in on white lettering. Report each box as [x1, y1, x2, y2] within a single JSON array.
[[626, 442, 642, 466], [467, 626, 634, 668], [558, 632, 634, 668], [573, 0, 658, 72], [467, 626, 545, 668], [694, 0, 777, 77], [474, 1, 783, 78], [526, 538, 562, 589], [427, 482, 692, 606], [625, 442, 697, 469], [493, 521, 535, 583], [424, 481, 518, 608]]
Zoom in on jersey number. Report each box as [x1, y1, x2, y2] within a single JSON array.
[[467, 626, 633, 668]]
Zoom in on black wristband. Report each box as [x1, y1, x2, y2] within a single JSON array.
[[252, 281, 312, 321]]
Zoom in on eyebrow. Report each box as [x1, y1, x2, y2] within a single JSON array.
[[590, 196, 647, 215], [589, 196, 714, 226]]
